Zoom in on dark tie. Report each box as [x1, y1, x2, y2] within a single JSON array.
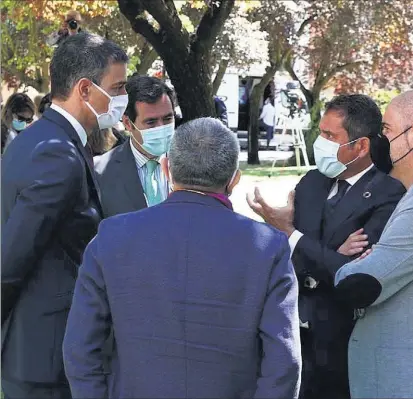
[[326, 179, 350, 213], [84, 142, 94, 168]]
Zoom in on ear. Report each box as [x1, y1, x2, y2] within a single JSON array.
[[227, 169, 241, 195], [122, 114, 133, 132], [77, 78, 92, 102], [358, 137, 371, 158]]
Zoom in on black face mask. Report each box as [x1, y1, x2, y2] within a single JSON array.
[[389, 125, 413, 164], [370, 134, 393, 174]]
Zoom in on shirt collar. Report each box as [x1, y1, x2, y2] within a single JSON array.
[[50, 103, 88, 146], [344, 163, 374, 186], [129, 138, 161, 168]]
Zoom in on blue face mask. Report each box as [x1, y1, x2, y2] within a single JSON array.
[[131, 122, 175, 157], [12, 119, 27, 132]]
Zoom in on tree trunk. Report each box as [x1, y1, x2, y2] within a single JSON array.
[[212, 58, 229, 95], [248, 85, 262, 164], [302, 89, 321, 163], [136, 46, 158, 75], [164, 51, 215, 122], [247, 64, 278, 164]]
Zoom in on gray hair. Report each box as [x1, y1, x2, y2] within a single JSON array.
[[50, 33, 128, 100], [169, 117, 240, 190]]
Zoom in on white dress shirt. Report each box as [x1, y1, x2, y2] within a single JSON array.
[[260, 102, 276, 127], [129, 139, 169, 204], [50, 103, 88, 146], [289, 164, 375, 255]]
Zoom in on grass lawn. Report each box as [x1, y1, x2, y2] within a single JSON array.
[[240, 160, 315, 177]]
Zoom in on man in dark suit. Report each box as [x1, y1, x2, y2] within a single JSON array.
[[248, 94, 405, 399], [1, 33, 128, 399], [94, 75, 175, 217], [63, 117, 301, 399]]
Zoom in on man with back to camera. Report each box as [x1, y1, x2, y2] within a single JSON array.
[[63, 117, 301, 399], [1, 33, 128, 399], [94, 75, 175, 217], [248, 94, 405, 399]]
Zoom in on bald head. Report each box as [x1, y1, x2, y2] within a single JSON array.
[[388, 90, 413, 128], [383, 90, 413, 184]]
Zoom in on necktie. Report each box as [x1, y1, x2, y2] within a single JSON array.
[[84, 142, 94, 168], [326, 180, 350, 211], [144, 160, 162, 206]]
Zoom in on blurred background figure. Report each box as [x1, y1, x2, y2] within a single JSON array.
[[1, 93, 35, 152], [37, 93, 52, 116], [214, 95, 228, 127], [46, 10, 83, 47], [87, 126, 127, 157], [259, 96, 275, 148]]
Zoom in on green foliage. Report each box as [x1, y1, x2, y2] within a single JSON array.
[[371, 89, 401, 114]]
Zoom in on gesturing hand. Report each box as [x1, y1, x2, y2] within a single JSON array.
[[247, 188, 296, 237], [337, 228, 369, 256]]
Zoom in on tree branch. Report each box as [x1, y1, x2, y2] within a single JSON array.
[[321, 60, 366, 87], [141, 0, 189, 50], [296, 14, 317, 38], [212, 58, 229, 95], [193, 0, 235, 54], [118, 0, 162, 53]]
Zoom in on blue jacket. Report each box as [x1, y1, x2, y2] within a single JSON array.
[[63, 191, 301, 399]]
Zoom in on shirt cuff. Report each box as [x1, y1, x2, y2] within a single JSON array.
[[288, 230, 304, 256]]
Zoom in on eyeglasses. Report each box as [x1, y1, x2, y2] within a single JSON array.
[[14, 114, 33, 124]]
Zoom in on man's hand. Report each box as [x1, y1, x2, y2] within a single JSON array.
[[247, 188, 296, 237], [355, 248, 373, 262], [337, 228, 369, 256]]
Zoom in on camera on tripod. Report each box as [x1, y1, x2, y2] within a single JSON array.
[[280, 81, 307, 119]]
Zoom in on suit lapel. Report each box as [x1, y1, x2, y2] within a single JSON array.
[[43, 109, 103, 215], [323, 167, 378, 243], [115, 142, 147, 209], [296, 171, 334, 240]]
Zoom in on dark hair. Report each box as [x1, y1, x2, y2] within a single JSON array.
[[38, 93, 52, 115], [1, 93, 35, 129], [50, 32, 128, 100], [1, 121, 9, 154], [325, 94, 382, 141], [124, 75, 174, 122]]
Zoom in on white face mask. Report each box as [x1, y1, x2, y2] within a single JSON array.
[[130, 122, 175, 157], [313, 135, 360, 178], [85, 82, 128, 130]]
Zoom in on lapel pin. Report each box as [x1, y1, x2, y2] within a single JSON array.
[[363, 191, 372, 199]]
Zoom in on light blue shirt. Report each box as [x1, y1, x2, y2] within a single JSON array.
[[129, 139, 169, 204]]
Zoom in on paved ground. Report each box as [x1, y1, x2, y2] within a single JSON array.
[[231, 174, 303, 221]]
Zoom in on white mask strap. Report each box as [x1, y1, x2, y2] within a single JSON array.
[[92, 82, 112, 100]]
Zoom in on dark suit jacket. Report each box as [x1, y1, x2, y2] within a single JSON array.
[[63, 191, 301, 399], [1, 108, 102, 384], [94, 141, 147, 218], [292, 167, 405, 398]]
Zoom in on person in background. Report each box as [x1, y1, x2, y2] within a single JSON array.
[[259, 96, 275, 148], [46, 10, 83, 47], [335, 90, 413, 399], [94, 75, 175, 217], [63, 117, 301, 399], [1, 33, 128, 399], [38, 93, 52, 116], [1, 92, 35, 150], [214, 95, 228, 127], [87, 126, 127, 156], [248, 94, 405, 399], [1, 121, 9, 155]]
